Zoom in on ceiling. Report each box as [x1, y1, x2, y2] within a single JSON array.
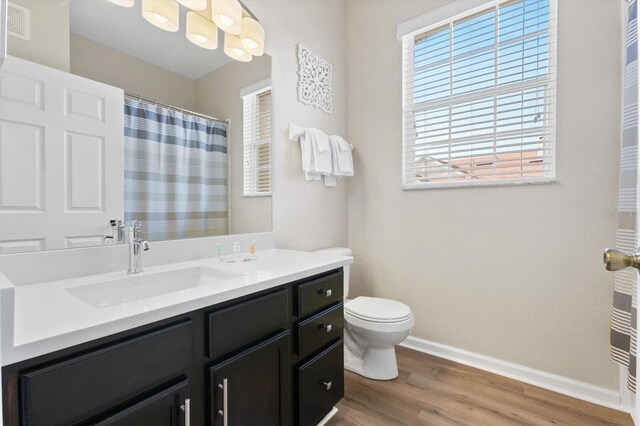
[[70, 0, 234, 80]]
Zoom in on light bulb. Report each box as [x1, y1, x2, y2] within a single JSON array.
[[153, 13, 169, 24], [186, 10, 218, 49], [244, 39, 258, 49], [239, 17, 264, 56], [211, 0, 242, 34], [142, 0, 179, 32], [194, 34, 208, 43], [219, 14, 234, 27], [224, 33, 252, 62]]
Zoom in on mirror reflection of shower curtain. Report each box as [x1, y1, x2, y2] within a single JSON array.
[[123, 98, 228, 241]]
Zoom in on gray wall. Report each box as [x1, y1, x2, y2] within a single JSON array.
[[244, 0, 349, 251], [346, 0, 623, 389], [8, 0, 70, 72], [196, 56, 272, 235], [70, 34, 198, 110]]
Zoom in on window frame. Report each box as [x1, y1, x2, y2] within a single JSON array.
[[399, 0, 558, 190], [241, 80, 272, 197]]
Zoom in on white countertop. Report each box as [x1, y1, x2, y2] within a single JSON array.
[[0, 249, 352, 366]]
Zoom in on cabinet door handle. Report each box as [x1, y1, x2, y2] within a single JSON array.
[[319, 288, 332, 297], [319, 323, 332, 333], [218, 378, 228, 426], [180, 398, 190, 426], [320, 380, 332, 390]]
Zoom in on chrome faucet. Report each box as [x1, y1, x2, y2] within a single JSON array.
[[104, 219, 125, 245], [127, 220, 150, 274]]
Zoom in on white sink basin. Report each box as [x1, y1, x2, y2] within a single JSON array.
[[66, 266, 245, 308]]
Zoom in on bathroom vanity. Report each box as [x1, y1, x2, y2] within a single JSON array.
[[0, 0, 351, 423], [0, 248, 352, 426]]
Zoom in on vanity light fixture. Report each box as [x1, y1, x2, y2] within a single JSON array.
[[111, 0, 263, 61], [240, 17, 264, 56], [177, 0, 207, 10], [186, 11, 218, 49], [224, 33, 252, 62], [142, 0, 180, 32], [108, 0, 135, 6], [211, 0, 242, 35]]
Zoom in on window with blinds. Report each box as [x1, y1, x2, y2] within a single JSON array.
[[243, 86, 272, 196], [401, 0, 556, 189]]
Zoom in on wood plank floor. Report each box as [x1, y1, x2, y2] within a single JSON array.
[[327, 347, 633, 426]]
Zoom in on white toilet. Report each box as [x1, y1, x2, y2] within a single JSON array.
[[315, 247, 415, 380]]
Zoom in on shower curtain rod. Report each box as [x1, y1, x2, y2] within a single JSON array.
[[125, 92, 229, 125]]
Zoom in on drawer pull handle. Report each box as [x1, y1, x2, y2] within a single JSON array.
[[180, 398, 191, 426], [319, 323, 333, 333], [320, 380, 333, 390], [319, 288, 332, 297], [218, 378, 228, 426]]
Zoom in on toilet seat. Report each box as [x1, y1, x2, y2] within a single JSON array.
[[345, 297, 413, 323]]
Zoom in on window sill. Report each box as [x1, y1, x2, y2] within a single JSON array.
[[243, 193, 272, 198], [402, 177, 556, 190]]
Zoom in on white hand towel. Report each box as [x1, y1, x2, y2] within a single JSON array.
[[305, 128, 332, 176], [324, 175, 337, 187], [299, 132, 321, 181], [329, 135, 354, 177]]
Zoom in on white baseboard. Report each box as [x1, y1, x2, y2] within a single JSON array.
[[316, 407, 338, 426], [400, 336, 630, 414], [620, 365, 635, 422]]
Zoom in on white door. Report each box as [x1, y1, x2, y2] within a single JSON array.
[[0, 56, 123, 253]]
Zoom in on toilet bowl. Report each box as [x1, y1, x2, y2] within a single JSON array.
[[315, 248, 414, 380]]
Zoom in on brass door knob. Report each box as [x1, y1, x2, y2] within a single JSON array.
[[604, 248, 640, 271]]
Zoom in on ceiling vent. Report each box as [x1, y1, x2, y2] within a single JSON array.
[[7, 2, 31, 41]]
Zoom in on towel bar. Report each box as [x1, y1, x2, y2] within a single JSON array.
[[288, 122, 354, 150], [289, 122, 305, 141]]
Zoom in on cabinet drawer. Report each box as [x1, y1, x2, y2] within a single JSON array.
[[208, 289, 288, 360], [297, 303, 343, 360], [298, 339, 344, 426], [20, 321, 194, 426], [296, 270, 343, 318]]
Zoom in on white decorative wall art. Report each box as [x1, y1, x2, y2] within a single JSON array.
[[297, 44, 332, 113]]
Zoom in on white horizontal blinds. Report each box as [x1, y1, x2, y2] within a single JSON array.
[[402, 0, 556, 187], [243, 87, 272, 196]]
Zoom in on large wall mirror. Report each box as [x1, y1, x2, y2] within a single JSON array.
[[1, 0, 272, 253]]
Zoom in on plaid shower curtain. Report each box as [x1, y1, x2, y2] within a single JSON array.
[[611, 0, 639, 393], [124, 98, 229, 241]]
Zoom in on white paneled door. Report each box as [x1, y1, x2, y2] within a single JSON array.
[[0, 56, 124, 253]]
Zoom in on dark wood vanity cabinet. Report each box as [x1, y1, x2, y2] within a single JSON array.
[[292, 270, 345, 426], [2, 269, 344, 426], [210, 332, 290, 426], [95, 379, 191, 426]]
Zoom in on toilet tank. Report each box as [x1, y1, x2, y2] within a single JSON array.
[[314, 247, 352, 298]]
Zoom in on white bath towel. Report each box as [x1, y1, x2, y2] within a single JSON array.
[[299, 130, 320, 181], [300, 128, 332, 181], [328, 135, 354, 177]]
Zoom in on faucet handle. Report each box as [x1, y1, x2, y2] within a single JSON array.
[[129, 220, 144, 239]]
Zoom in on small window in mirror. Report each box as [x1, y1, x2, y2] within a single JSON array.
[[242, 86, 272, 196]]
